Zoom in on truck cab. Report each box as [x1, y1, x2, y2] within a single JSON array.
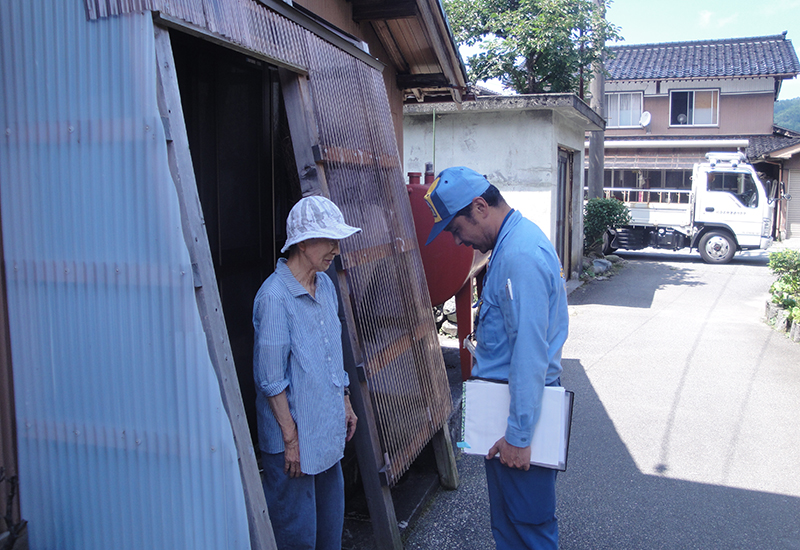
[[606, 152, 774, 264], [691, 152, 773, 262]]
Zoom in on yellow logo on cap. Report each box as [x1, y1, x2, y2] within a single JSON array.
[[423, 177, 442, 223]]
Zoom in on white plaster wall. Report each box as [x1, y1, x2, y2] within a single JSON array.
[[404, 109, 558, 238]]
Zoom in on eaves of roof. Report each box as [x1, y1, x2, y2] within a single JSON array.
[[404, 93, 605, 131]]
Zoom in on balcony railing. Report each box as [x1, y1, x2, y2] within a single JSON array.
[[602, 187, 692, 204]]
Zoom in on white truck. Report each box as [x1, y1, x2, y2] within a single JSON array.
[[604, 152, 777, 264]]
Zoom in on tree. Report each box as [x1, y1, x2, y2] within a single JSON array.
[[445, 0, 620, 95], [775, 97, 800, 133]]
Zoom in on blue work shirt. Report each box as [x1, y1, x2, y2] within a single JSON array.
[[253, 258, 350, 475], [473, 210, 569, 448]]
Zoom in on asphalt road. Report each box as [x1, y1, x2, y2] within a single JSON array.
[[401, 248, 800, 550]]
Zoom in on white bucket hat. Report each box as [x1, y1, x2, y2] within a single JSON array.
[[281, 195, 362, 253]]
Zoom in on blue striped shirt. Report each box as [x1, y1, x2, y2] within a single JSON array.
[[252, 258, 350, 475]]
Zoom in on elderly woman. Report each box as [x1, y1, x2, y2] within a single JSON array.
[[253, 195, 361, 550]]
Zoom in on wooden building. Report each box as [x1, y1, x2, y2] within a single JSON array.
[[0, 1, 467, 548]]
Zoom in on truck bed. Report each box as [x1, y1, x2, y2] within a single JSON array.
[[627, 202, 692, 227], [604, 187, 692, 228]]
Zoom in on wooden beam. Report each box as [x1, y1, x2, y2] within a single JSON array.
[[396, 72, 450, 89], [352, 0, 418, 21], [0, 155, 19, 532], [369, 20, 409, 74], [431, 427, 459, 490], [279, 69, 328, 197], [315, 144, 401, 171], [153, 25, 277, 550], [417, 0, 465, 102]]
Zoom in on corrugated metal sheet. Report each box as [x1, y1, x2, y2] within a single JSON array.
[[0, 2, 250, 549], [91, 0, 452, 484], [84, 0, 308, 71]]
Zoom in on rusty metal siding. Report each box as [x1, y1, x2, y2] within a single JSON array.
[[85, 0, 308, 70], [303, 33, 451, 484], [0, 2, 250, 549]]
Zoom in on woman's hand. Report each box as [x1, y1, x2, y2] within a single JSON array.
[[344, 395, 358, 441], [283, 435, 303, 478], [266, 391, 304, 477]]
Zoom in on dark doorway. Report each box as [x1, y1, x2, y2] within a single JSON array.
[[556, 148, 574, 278], [170, 30, 299, 443]]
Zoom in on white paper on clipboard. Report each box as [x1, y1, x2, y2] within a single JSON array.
[[460, 380, 573, 471]]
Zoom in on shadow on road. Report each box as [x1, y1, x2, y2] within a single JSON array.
[[571, 259, 705, 309], [616, 249, 770, 267], [558, 358, 800, 550]]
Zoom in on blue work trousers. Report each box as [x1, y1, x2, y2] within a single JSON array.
[[484, 458, 558, 550], [261, 452, 344, 550]]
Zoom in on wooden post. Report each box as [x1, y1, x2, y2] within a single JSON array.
[[153, 25, 276, 550], [431, 427, 459, 490], [587, 0, 606, 200], [0, 169, 20, 535], [278, 68, 328, 197]]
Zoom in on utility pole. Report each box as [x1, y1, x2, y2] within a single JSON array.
[[587, 0, 606, 199]]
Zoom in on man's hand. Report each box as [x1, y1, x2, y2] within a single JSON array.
[[344, 395, 358, 442], [487, 437, 531, 471]]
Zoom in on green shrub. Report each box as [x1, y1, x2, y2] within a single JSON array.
[[583, 198, 631, 252], [768, 249, 800, 315]]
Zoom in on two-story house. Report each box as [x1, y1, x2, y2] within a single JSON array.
[[597, 33, 800, 239]]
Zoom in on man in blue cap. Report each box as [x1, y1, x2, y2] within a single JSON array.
[[424, 167, 569, 550]]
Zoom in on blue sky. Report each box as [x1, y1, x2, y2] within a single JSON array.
[[465, 0, 800, 100]]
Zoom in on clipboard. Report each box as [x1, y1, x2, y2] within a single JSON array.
[[459, 379, 574, 471]]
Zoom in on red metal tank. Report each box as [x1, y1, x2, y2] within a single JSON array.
[[407, 176, 489, 380], [407, 183, 487, 306]]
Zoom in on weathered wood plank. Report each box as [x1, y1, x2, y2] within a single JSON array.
[[279, 68, 328, 197], [431, 426, 459, 490]]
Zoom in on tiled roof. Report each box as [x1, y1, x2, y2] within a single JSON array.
[[747, 131, 800, 158], [608, 34, 800, 81]]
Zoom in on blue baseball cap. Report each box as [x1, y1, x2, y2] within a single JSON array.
[[423, 167, 490, 245]]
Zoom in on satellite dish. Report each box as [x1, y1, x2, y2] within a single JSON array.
[[639, 111, 652, 128]]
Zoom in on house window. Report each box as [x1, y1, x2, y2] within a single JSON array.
[[606, 92, 643, 127], [670, 90, 719, 126]]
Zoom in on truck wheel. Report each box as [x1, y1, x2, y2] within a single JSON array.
[[602, 230, 618, 255], [698, 231, 735, 264]]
